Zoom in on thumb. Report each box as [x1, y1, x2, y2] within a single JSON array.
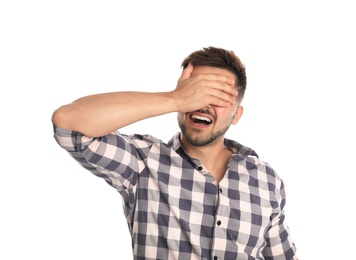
[[178, 63, 194, 82]]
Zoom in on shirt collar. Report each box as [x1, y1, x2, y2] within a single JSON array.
[[168, 132, 259, 158]]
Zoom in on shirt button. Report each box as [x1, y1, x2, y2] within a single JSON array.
[[219, 188, 222, 193], [197, 166, 203, 171], [214, 256, 218, 260], [217, 220, 221, 226]]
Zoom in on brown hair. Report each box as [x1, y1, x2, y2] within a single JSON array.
[[181, 46, 247, 104]]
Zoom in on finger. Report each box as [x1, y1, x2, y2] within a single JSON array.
[[194, 74, 237, 96], [178, 63, 194, 83], [220, 83, 238, 97], [202, 78, 238, 97], [208, 96, 233, 107], [208, 88, 237, 105], [201, 73, 235, 85]]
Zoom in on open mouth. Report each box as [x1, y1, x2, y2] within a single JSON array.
[[190, 114, 212, 125]]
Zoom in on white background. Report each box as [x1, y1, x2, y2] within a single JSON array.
[[1, 1, 355, 259]]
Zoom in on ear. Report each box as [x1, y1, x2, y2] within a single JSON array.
[[231, 106, 244, 125]]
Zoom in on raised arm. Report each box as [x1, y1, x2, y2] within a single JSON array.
[[51, 64, 237, 137]]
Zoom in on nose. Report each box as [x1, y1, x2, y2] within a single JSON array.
[[198, 105, 212, 113]]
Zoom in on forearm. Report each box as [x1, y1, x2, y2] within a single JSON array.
[[52, 91, 178, 137], [52, 64, 238, 137]]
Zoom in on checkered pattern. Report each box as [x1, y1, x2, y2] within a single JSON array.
[[53, 125, 297, 260]]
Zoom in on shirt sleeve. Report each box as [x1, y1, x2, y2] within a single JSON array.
[[52, 124, 152, 193], [262, 177, 298, 259]]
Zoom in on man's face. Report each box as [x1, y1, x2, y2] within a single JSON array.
[[177, 66, 243, 147]]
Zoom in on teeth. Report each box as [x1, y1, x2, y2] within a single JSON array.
[[192, 114, 211, 123]]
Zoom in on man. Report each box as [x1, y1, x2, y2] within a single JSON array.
[[52, 46, 298, 259]]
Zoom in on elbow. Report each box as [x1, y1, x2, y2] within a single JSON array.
[[51, 106, 71, 129]]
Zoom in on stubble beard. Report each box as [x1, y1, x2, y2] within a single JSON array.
[[178, 120, 230, 147]]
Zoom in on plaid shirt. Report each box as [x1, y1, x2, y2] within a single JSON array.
[[53, 125, 297, 260]]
